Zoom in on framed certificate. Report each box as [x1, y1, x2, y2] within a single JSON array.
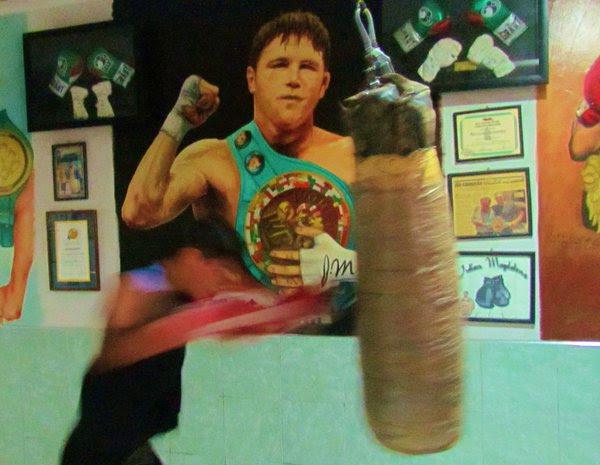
[[458, 251, 535, 324], [46, 210, 100, 290], [447, 169, 531, 240], [453, 106, 524, 162]]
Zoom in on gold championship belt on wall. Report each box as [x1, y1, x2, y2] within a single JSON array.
[[0, 110, 34, 247]]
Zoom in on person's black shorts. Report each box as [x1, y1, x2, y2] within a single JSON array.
[[61, 347, 185, 465]]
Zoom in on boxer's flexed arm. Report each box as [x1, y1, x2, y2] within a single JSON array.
[[122, 76, 219, 229], [1, 174, 34, 322], [570, 57, 600, 161]]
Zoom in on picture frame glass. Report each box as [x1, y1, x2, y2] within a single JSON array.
[[46, 210, 100, 290], [448, 169, 531, 239], [458, 252, 535, 323], [380, 0, 548, 92], [453, 105, 524, 163], [52, 142, 88, 200]]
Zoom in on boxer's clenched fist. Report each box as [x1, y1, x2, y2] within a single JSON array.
[[179, 75, 220, 126], [161, 75, 220, 144]]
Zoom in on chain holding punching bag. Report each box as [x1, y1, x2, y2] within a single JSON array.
[[344, 2, 463, 454]]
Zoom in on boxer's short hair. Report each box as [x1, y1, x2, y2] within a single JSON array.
[[248, 11, 331, 70]]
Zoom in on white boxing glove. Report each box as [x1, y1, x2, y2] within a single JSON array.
[[299, 233, 358, 289], [92, 80, 115, 118], [69, 86, 89, 120], [418, 38, 462, 83], [468, 34, 515, 78], [161, 75, 220, 145]]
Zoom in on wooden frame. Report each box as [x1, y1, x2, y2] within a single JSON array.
[[453, 105, 524, 163], [51, 142, 88, 201], [46, 210, 100, 291], [458, 251, 535, 324], [447, 168, 532, 240]]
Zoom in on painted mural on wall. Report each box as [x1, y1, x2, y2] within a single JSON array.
[[538, 1, 600, 341], [0, 110, 34, 324], [109, 0, 375, 337], [568, 56, 600, 233]]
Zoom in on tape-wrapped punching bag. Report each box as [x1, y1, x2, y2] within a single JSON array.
[[344, 2, 463, 454]]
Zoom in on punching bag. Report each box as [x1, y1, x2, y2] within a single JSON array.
[[345, 1, 463, 454]]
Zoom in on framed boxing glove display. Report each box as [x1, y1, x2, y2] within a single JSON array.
[[458, 251, 535, 324], [23, 21, 139, 131], [380, 0, 548, 92]]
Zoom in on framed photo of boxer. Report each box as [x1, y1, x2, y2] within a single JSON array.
[[46, 210, 100, 291], [52, 142, 88, 201], [380, 0, 549, 92], [458, 251, 535, 324], [23, 21, 139, 132], [447, 168, 532, 239], [453, 105, 524, 163]]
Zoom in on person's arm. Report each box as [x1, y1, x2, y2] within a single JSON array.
[[1, 174, 34, 321], [471, 208, 485, 228], [122, 138, 217, 229], [121, 75, 219, 229], [570, 56, 600, 161], [507, 208, 526, 229], [569, 118, 600, 161]]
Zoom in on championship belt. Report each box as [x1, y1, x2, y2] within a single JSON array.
[[0, 110, 33, 248], [244, 171, 353, 283]]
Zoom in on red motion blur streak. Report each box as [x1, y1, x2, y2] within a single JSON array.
[[94, 291, 329, 372]]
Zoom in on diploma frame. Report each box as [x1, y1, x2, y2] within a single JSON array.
[[458, 251, 535, 324], [46, 210, 100, 291], [52, 142, 88, 201], [453, 105, 524, 163], [447, 168, 532, 240]]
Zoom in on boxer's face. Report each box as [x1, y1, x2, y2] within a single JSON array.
[[247, 34, 330, 131]]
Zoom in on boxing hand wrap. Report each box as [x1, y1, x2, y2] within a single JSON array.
[[393, 0, 451, 53], [69, 86, 89, 120], [578, 56, 600, 127], [49, 49, 84, 98], [161, 75, 219, 144], [418, 38, 462, 82], [299, 233, 357, 289], [467, 0, 527, 46], [468, 34, 515, 78], [577, 101, 600, 128], [88, 48, 135, 88], [92, 80, 115, 118]]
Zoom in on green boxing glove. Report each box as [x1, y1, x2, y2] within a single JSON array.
[[393, 0, 451, 53], [48, 49, 84, 98], [87, 48, 135, 88], [467, 0, 527, 46]]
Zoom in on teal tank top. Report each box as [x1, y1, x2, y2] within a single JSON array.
[[226, 121, 356, 310]]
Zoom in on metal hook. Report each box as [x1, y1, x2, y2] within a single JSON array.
[[354, 0, 396, 89], [354, 1, 378, 52]]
